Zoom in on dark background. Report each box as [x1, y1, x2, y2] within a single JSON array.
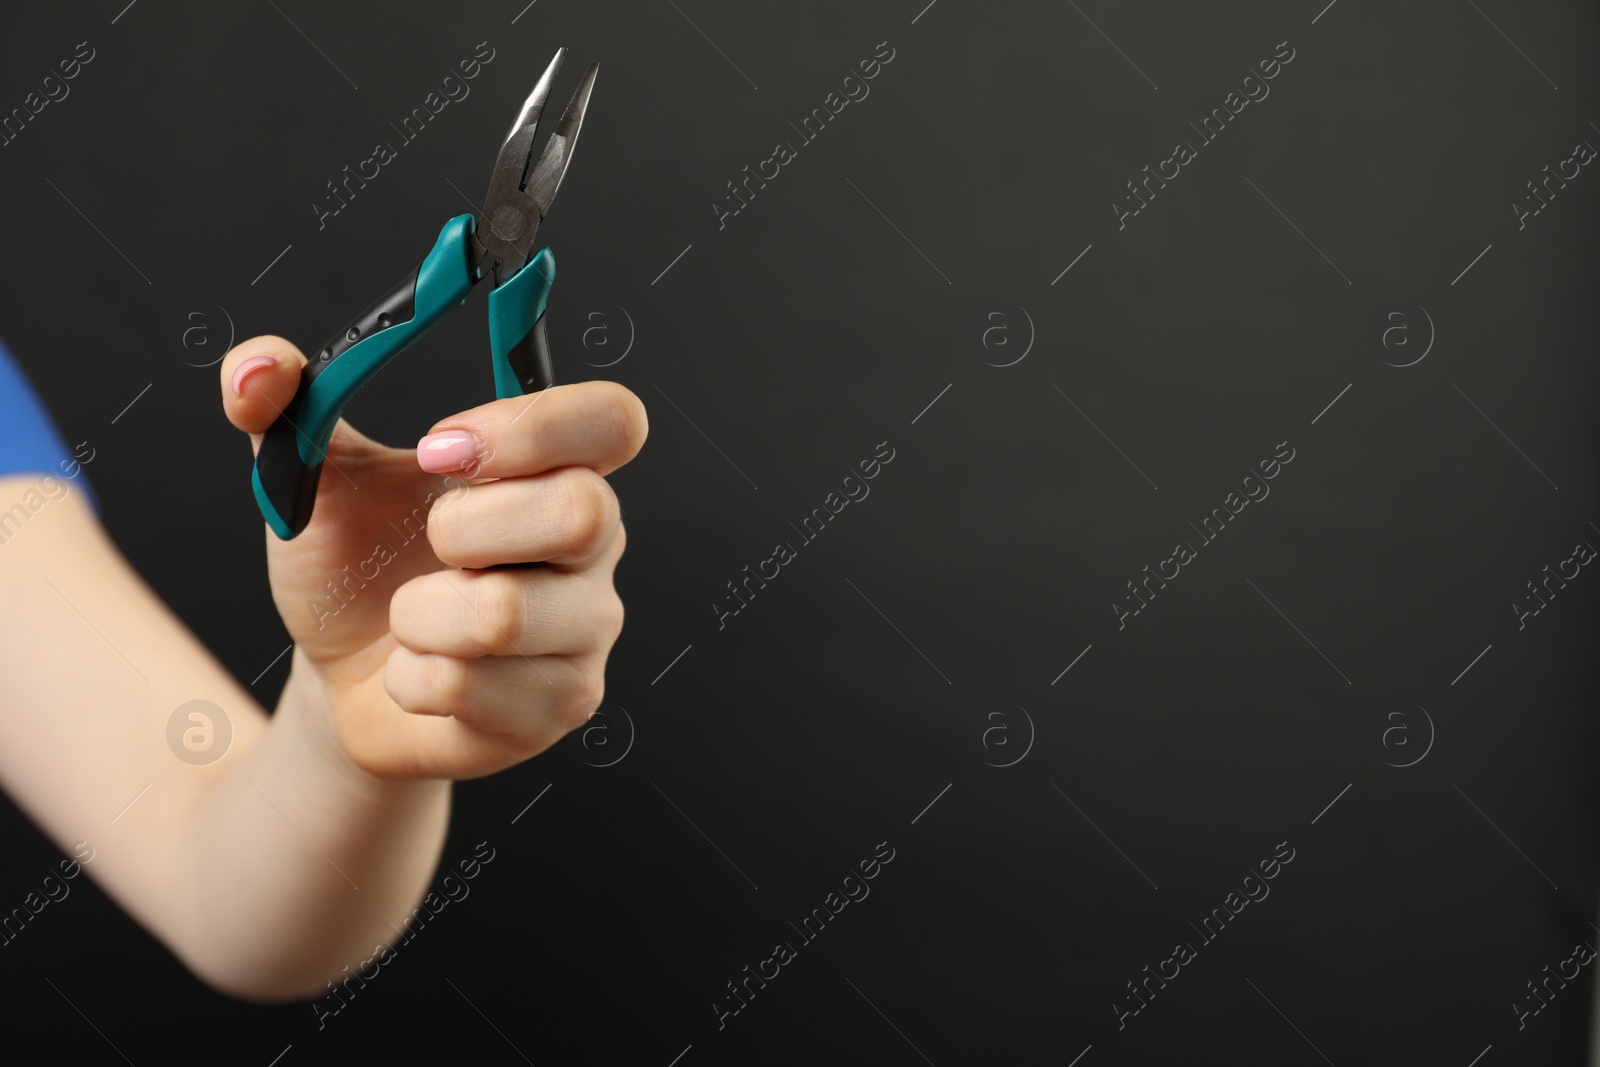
[[1, 0, 1597, 1063]]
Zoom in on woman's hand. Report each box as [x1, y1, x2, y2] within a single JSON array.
[[220, 335, 646, 781]]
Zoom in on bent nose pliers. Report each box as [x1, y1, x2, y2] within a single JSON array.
[[251, 48, 598, 539]]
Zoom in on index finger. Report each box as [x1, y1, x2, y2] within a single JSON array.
[[417, 380, 647, 479]]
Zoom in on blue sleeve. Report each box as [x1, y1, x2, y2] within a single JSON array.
[[0, 339, 99, 514]]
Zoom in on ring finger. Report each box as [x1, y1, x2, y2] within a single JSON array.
[[389, 566, 624, 660]]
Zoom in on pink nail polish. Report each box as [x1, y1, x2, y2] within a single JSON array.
[[230, 355, 278, 397], [417, 430, 478, 473]]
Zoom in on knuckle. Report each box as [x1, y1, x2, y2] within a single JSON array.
[[469, 576, 523, 653], [596, 382, 648, 459], [600, 590, 625, 646], [424, 654, 473, 712], [388, 580, 417, 627], [382, 652, 412, 708], [554, 472, 615, 560], [562, 668, 606, 733], [622, 389, 649, 455], [425, 495, 467, 560], [388, 576, 430, 644]]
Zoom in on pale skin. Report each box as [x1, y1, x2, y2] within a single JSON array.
[[0, 334, 646, 1000]]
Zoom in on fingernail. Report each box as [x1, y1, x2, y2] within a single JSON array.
[[416, 430, 478, 473], [230, 355, 278, 397]]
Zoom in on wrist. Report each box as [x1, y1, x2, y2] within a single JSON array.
[[274, 648, 445, 803]]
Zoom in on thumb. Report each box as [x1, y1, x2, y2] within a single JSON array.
[[220, 335, 385, 464], [219, 335, 309, 455]]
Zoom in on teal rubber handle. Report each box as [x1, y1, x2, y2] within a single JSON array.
[[488, 246, 556, 399], [297, 215, 477, 461], [251, 214, 476, 539]]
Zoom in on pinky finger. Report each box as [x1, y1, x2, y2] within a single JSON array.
[[383, 646, 601, 751]]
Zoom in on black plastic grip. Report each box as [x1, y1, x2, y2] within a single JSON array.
[[252, 386, 324, 538], [305, 271, 419, 382], [505, 312, 555, 395], [252, 268, 422, 539]]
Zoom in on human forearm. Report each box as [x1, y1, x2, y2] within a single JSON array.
[[0, 484, 451, 1000], [164, 655, 451, 1000]]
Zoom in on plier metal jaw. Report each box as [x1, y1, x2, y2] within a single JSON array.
[[251, 49, 598, 540]]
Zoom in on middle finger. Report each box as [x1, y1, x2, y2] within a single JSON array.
[[389, 565, 624, 659], [426, 466, 622, 569]]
